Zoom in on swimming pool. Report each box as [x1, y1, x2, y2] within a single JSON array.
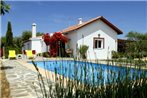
[[29, 60, 147, 85]]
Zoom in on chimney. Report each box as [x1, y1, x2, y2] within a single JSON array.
[[78, 18, 82, 25], [32, 23, 36, 38]]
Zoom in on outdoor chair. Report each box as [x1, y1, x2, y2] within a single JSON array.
[[32, 50, 36, 55], [8, 50, 16, 59], [26, 50, 34, 59]]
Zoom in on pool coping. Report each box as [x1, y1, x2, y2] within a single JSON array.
[[17, 59, 147, 84], [16, 59, 86, 88], [26, 57, 147, 70]]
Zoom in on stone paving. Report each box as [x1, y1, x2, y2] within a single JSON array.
[[2, 60, 55, 98]]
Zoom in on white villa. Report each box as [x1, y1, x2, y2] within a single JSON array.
[[22, 23, 48, 54], [23, 16, 123, 60]]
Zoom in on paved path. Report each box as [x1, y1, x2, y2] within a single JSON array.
[[2, 60, 55, 98]]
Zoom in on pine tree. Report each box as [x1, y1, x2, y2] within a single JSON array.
[[6, 21, 13, 46]]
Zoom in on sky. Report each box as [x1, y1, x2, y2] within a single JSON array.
[[1, 1, 147, 38]]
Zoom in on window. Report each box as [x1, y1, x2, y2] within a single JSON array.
[[93, 38, 104, 49]]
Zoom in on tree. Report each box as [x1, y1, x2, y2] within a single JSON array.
[[42, 33, 50, 45], [37, 32, 44, 36], [6, 21, 13, 46], [126, 31, 147, 58], [4, 21, 14, 58], [22, 31, 32, 41], [13, 36, 22, 53], [0, 0, 10, 15], [43, 32, 68, 57], [0, 36, 6, 48], [22, 31, 44, 41]]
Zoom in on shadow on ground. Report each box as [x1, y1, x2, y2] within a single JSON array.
[[0, 66, 13, 70]]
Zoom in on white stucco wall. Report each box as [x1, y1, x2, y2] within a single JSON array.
[[31, 39, 48, 54], [22, 38, 48, 54], [65, 31, 78, 57], [65, 19, 118, 60], [22, 41, 31, 50]]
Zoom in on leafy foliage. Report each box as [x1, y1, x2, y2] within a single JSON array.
[[112, 51, 119, 59], [42, 52, 50, 57], [37, 52, 50, 57], [0, 36, 6, 48], [2, 36, 24, 58], [36, 32, 44, 36], [1, 29, 44, 58], [6, 21, 13, 46], [125, 31, 147, 58], [32, 59, 147, 98], [43, 32, 68, 57], [22, 31, 32, 41], [3, 21, 14, 58], [0, 0, 10, 15], [22, 31, 44, 41], [42, 33, 50, 45], [4, 46, 15, 58], [78, 45, 89, 59], [13, 37, 22, 53]]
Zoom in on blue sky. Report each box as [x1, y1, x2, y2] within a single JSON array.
[[1, 1, 147, 38]]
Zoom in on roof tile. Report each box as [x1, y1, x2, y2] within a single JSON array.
[[61, 16, 123, 34]]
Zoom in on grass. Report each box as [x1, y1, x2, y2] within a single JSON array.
[[31, 58, 147, 98]]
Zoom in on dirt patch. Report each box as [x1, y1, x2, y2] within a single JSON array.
[[0, 64, 11, 98]]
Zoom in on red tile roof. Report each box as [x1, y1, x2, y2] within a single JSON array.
[[61, 16, 123, 34]]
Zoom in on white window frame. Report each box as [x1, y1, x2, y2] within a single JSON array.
[[93, 37, 104, 49]]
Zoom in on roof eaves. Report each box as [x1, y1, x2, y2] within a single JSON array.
[[62, 16, 123, 35], [100, 16, 123, 34]]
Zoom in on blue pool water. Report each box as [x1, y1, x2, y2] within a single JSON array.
[[29, 60, 147, 85]]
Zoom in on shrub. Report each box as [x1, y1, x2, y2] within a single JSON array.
[[43, 52, 50, 57], [112, 51, 119, 59], [37, 52, 50, 57], [5, 46, 17, 58], [42, 32, 68, 57], [78, 45, 89, 59]]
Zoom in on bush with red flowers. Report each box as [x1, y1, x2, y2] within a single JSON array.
[[43, 32, 68, 57]]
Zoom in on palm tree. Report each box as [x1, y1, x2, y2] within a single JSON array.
[[0, 0, 10, 15]]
